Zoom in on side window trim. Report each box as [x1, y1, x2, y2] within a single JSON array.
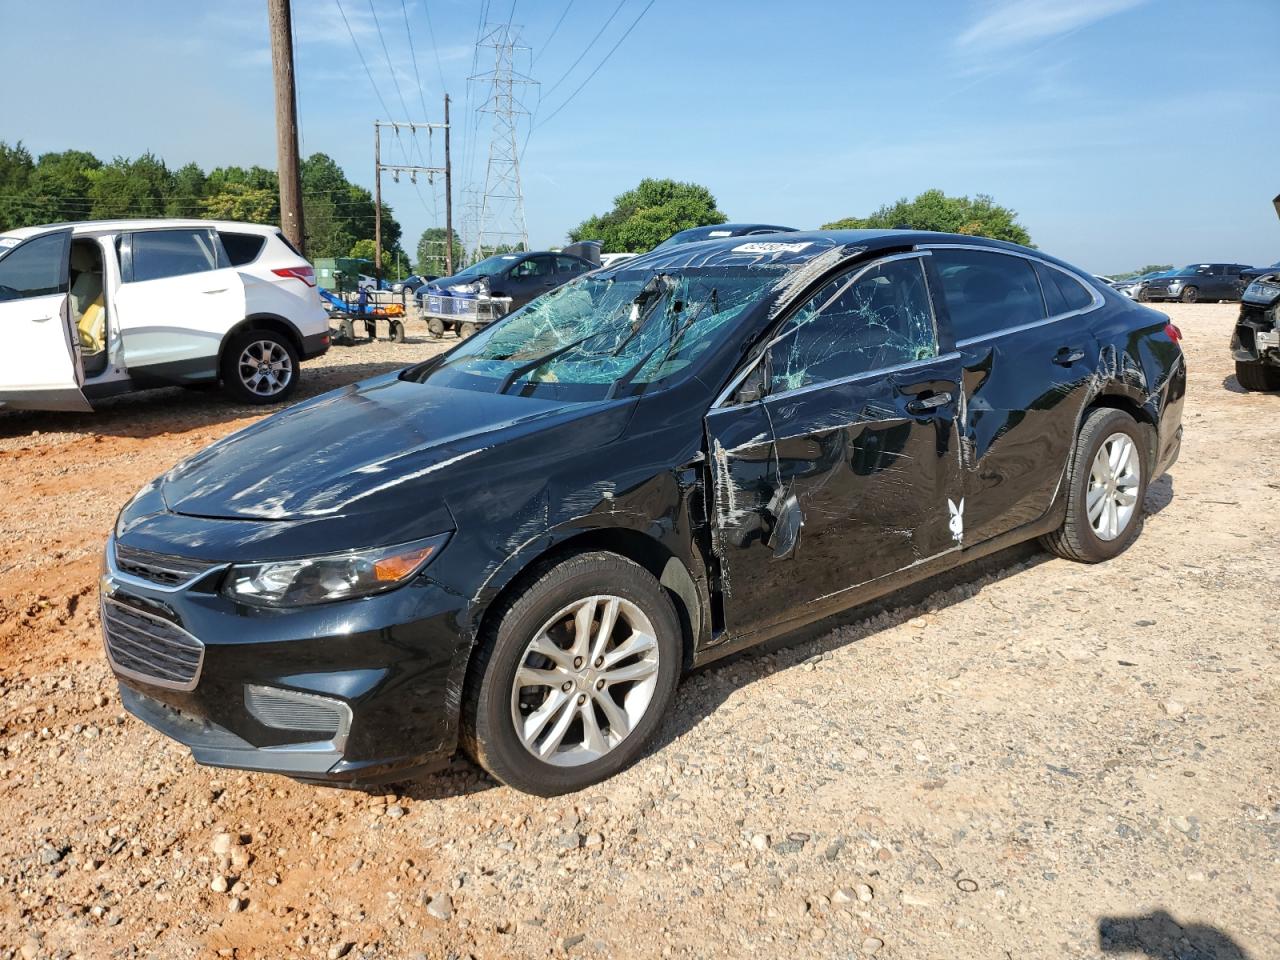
[[918, 243, 1104, 347], [711, 251, 936, 408]]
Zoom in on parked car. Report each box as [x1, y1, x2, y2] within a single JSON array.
[[1242, 259, 1280, 282], [599, 252, 639, 268], [0, 219, 329, 412], [391, 274, 430, 295], [102, 229, 1185, 796], [654, 223, 799, 249], [1139, 263, 1252, 303], [1113, 270, 1169, 300], [418, 251, 594, 338], [1232, 268, 1280, 390]]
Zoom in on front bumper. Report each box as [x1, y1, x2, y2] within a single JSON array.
[[101, 533, 468, 783], [1231, 304, 1280, 365]]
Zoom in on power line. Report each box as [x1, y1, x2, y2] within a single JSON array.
[[334, 0, 394, 120], [532, 0, 575, 65], [400, 0, 434, 121], [421, 0, 448, 94], [539, 0, 624, 103], [368, 0, 414, 121], [534, 0, 654, 132]]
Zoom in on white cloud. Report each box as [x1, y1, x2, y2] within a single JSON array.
[[956, 0, 1147, 54]]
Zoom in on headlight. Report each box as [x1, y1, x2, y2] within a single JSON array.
[[223, 534, 449, 607], [449, 277, 488, 295]]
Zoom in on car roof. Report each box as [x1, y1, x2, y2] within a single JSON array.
[[0, 218, 281, 240], [612, 229, 1066, 273]]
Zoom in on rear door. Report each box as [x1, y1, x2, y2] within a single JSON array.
[[705, 252, 963, 639], [925, 245, 1101, 545], [0, 230, 91, 412], [502, 255, 557, 309], [112, 228, 246, 380]]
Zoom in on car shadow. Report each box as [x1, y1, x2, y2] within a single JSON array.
[[1098, 909, 1252, 959], [1222, 374, 1276, 395], [1146, 472, 1176, 517], [0, 355, 412, 441]]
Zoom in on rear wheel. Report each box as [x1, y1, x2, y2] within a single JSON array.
[[427, 317, 445, 339], [389, 320, 406, 343], [1179, 286, 1199, 303], [460, 321, 478, 339], [1235, 359, 1280, 391], [220, 329, 299, 405], [461, 552, 682, 796], [1041, 408, 1148, 563]]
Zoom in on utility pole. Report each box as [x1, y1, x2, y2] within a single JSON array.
[[444, 94, 454, 276], [267, 0, 305, 253], [373, 118, 450, 282]]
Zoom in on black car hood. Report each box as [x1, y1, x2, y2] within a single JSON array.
[[160, 373, 627, 523]]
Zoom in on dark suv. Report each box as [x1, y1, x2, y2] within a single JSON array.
[[1140, 263, 1252, 303], [103, 230, 1186, 796]]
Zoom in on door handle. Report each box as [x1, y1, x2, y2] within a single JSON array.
[[202, 288, 228, 295], [906, 392, 952, 414], [1053, 347, 1085, 366], [32, 315, 53, 323]]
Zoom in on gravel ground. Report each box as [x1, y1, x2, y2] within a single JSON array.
[[1, 305, 1277, 960]]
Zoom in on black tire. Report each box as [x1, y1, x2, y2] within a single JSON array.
[[1235, 359, 1280, 392], [459, 321, 478, 339], [427, 317, 445, 339], [1040, 408, 1149, 563], [461, 551, 682, 796], [1180, 286, 1199, 303], [390, 320, 406, 343], [220, 328, 300, 405], [1136, 288, 1149, 302]]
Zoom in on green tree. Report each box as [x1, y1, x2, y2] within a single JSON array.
[[823, 189, 1033, 246], [26, 150, 101, 224], [166, 162, 208, 218], [0, 142, 36, 229], [88, 153, 174, 220], [568, 178, 727, 252], [416, 227, 465, 276], [201, 183, 279, 223]]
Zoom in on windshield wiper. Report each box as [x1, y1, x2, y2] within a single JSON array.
[[496, 332, 599, 395], [605, 289, 716, 400]]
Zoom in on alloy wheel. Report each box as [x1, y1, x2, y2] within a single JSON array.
[[510, 595, 660, 767], [237, 340, 293, 397], [1087, 432, 1141, 541]]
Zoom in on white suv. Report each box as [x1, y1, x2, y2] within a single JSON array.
[[0, 219, 331, 412]]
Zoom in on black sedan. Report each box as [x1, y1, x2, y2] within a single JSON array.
[[103, 230, 1185, 796]]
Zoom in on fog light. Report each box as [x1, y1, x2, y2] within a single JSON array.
[[244, 685, 351, 745]]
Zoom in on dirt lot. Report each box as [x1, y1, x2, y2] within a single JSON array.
[[1, 306, 1277, 960]]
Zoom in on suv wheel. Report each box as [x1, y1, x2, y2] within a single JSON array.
[[1235, 359, 1280, 392], [1179, 286, 1199, 303], [1041, 408, 1148, 563], [462, 551, 681, 796], [221, 329, 300, 405]]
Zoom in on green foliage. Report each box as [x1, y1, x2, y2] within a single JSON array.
[[568, 178, 727, 253], [416, 227, 464, 276], [823, 189, 1033, 247], [1111, 263, 1172, 280], [0, 141, 403, 264]]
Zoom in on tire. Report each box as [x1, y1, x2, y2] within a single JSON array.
[[390, 320, 406, 343], [1136, 288, 1149, 302], [1041, 408, 1149, 563], [460, 321, 478, 339], [461, 551, 682, 796], [1180, 286, 1199, 303], [1235, 359, 1280, 391], [427, 317, 445, 339], [220, 328, 300, 405]]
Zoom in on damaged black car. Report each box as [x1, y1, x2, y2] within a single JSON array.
[[103, 231, 1186, 796]]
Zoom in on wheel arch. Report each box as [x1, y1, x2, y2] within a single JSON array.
[[1085, 389, 1159, 469], [217, 313, 305, 371]]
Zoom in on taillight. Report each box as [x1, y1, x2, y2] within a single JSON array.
[[272, 266, 316, 287], [1164, 322, 1183, 343]]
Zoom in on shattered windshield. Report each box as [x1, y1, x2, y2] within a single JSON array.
[[450, 254, 519, 280], [412, 265, 785, 400]]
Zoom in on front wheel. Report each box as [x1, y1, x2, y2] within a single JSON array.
[[1041, 408, 1148, 563], [1179, 286, 1199, 303], [459, 321, 478, 339], [461, 552, 682, 796], [220, 329, 299, 405], [1236, 359, 1280, 391]]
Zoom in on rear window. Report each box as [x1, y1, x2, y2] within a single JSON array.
[[220, 232, 267, 266], [1034, 261, 1093, 314], [129, 229, 219, 282]]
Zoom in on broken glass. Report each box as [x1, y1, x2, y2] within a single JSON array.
[[766, 257, 938, 393]]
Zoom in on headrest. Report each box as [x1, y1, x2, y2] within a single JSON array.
[[69, 244, 99, 273]]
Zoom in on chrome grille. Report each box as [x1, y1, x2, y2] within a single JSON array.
[[114, 544, 215, 587], [102, 597, 204, 689]]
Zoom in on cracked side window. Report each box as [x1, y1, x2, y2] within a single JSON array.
[[766, 257, 938, 393]]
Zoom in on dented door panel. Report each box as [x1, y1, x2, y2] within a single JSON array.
[[705, 355, 962, 640]]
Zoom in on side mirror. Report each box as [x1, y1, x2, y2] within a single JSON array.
[[735, 357, 770, 404]]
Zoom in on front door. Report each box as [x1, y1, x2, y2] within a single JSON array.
[[705, 252, 963, 640], [502, 255, 558, 310], [926, 246, 1100, 545], [112, 228, 246, 380], [0, 230, 91, 412]]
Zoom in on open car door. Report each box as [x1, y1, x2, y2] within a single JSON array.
[[0, 230, 91, 412]]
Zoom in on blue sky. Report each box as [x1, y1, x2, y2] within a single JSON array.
[[1, 0, 1277, 273]]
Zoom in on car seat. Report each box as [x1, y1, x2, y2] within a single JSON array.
[[69, 243, 106, 373]]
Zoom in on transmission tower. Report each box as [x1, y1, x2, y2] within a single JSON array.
[[470, 23, 537, 258]]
